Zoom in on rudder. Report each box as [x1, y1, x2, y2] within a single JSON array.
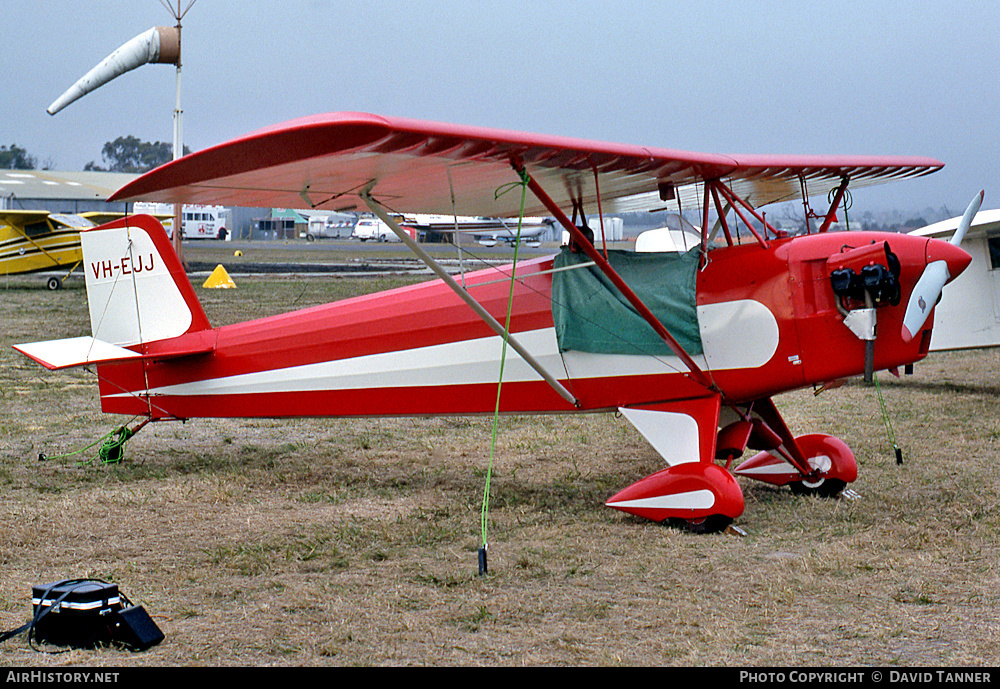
[[82, 214, 210, 347]]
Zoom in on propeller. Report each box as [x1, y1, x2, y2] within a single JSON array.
[[901, 191, 983, 342]]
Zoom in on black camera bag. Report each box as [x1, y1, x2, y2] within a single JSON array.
[[1, 578, 163, 652]]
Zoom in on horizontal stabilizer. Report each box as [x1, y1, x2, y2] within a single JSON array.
[[13, 336, 142, 371], [13, 331, 215, 371]]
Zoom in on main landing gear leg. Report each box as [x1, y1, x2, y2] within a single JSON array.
[[730, 398, 858, 496]]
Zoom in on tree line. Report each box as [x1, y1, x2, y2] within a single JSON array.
[[2, 137, 190, 173], [1, 144, 38, 169]]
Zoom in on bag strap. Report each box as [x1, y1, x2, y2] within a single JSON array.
[[0, 579, 111, 652], [0, 621, 32, 643]]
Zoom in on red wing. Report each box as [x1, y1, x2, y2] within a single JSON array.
[[110, 111, 942, 216]]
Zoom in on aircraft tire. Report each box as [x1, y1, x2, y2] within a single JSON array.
[[46, 277, 61, 291], [666, 514, 732, 534], [789, 477, 847, 498]]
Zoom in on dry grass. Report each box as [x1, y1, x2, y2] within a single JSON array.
[[1, 253, 998, 667]]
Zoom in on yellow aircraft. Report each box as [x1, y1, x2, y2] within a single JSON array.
[[0, 210, 105, 289]]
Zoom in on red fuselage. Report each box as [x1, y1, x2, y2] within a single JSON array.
[[95, 230, 967, 422]]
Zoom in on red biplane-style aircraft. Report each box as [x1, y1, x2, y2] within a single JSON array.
[[13, 112, 979, 532]]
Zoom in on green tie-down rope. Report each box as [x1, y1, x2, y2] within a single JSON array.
[[39, 422, 136, 466], [479, 169, 530, 574], [873, 372, 903, 465], [97, 425, 135, 464]]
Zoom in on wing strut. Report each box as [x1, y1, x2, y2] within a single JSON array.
[[818, 177, 850, 233], [514, 163, 716, 392], [10, 223, 69, 267], [359, 186, 580, 409], [710, 180, 773, 248]]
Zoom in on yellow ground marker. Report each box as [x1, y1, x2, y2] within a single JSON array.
[[203, 264, 236, 289]]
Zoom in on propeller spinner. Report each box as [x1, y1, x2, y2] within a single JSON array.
[[900, 191, 982, 342]]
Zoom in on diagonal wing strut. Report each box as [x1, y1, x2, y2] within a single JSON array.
[[360, 185, 580, 408], [514, 162, 716, 392]]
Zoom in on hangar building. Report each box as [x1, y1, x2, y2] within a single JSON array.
[[0, 168, 262, 239]]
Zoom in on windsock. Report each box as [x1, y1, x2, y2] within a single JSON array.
[[47, 26, 180, 115]]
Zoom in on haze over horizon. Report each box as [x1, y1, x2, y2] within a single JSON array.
[[4, 1, 997, 217]]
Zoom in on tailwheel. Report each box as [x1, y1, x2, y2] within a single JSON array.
[[666, 514, 733, 534]]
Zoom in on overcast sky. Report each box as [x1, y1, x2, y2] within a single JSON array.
[[4, 0, 998, 216]]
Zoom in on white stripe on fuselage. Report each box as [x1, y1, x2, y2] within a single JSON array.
[[110, 299, 780, 398], [112, 327, 569, 398]]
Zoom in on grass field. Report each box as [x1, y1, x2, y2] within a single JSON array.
[[1, 247, 998, 667]]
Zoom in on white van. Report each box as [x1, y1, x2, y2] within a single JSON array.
[[351, 217, 401, 242], [134, 202, 231, 240]]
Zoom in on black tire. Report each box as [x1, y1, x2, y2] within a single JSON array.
[[790, 477, 847, 498], [46, 277, 61, 291], [666, 514, 733, 534]]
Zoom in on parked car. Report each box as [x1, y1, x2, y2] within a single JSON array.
[[351, 217, 401, 242]]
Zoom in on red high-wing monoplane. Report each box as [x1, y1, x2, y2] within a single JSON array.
[[14, 112, 979, 532]]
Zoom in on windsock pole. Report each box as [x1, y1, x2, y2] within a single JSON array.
[[171, 21, 184, 264]]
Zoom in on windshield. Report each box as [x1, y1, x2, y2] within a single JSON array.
[[50, 214, 96, 229]]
